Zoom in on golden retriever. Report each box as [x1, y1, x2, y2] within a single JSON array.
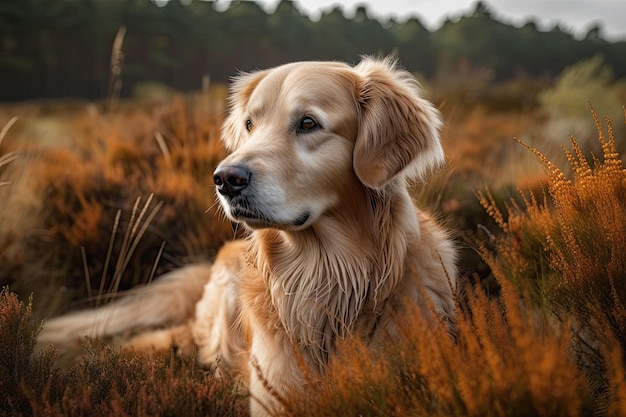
[[39, 56, 457, 416]]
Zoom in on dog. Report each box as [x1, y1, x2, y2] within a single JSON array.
[[39, 56, 457, 416]]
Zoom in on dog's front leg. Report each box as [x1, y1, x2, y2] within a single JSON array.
[[248, 330, 308, 417], [192, 240, 247, 372]]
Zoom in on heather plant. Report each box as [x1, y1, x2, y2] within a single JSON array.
[[0, 289, 58, 415], [0, 95, 233, 318], [479, 109, 626, 399], [284, 280, 592, 417], [4, 284, 593, 417], [0, 288, 248, 417]]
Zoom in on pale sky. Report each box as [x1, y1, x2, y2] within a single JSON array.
[[249, 0, 626, 41]]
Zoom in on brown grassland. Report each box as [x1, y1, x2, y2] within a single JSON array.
[[0, 85, 625, 416]]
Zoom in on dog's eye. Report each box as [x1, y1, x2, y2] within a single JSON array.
[[299, 116, 319, 132], [245, 119, 253, 132]]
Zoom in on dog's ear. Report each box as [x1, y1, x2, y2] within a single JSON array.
[[221, 69, 269, 150], [353, 57, 444, 190]]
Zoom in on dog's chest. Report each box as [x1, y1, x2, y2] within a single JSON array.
[[245, 255, 386, 367]]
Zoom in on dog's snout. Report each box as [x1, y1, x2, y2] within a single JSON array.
[[213, 165, 251, 196]]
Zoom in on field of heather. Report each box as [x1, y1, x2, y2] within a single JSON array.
[[1, 62, 626, 415]]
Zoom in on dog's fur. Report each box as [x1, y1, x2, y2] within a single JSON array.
[[39, 57, 457, 416]]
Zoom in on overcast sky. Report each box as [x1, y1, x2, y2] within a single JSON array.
[[249, 0, 626, 41]]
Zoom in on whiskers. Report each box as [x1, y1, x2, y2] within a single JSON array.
[[205, 195, 242, 240]]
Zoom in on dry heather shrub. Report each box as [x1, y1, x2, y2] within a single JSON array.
[[0, 96, 233, 318], [479, 109, 626, 401], [0, 289, 58, 415], [284, 281, 591, 417], [0, 288, 248, 417]]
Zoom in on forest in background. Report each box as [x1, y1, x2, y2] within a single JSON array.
[[1, 0, 626, 101]]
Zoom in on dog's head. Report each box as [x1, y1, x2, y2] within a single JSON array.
[[214, 57, 443, 231]]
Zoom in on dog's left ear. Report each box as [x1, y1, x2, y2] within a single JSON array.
[[353, 57, 444, 190]]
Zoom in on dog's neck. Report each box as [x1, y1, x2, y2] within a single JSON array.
[[243, 181, 419, 371]]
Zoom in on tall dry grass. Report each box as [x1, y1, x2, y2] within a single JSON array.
[[0, 93, 233, 319], [479, 108, 626, 410]]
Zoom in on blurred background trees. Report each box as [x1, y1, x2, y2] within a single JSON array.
[[539, 55, 625, 146], [1, 0, 625, 101]]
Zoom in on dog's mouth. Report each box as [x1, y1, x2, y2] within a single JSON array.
[[230, 206, 269, 224], [228, 205, 310, 230]]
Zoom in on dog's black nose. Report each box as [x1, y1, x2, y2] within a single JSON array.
[[213, 165, 251, 196]]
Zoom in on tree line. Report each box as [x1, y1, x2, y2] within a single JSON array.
[[1, 0, 625, 101]]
